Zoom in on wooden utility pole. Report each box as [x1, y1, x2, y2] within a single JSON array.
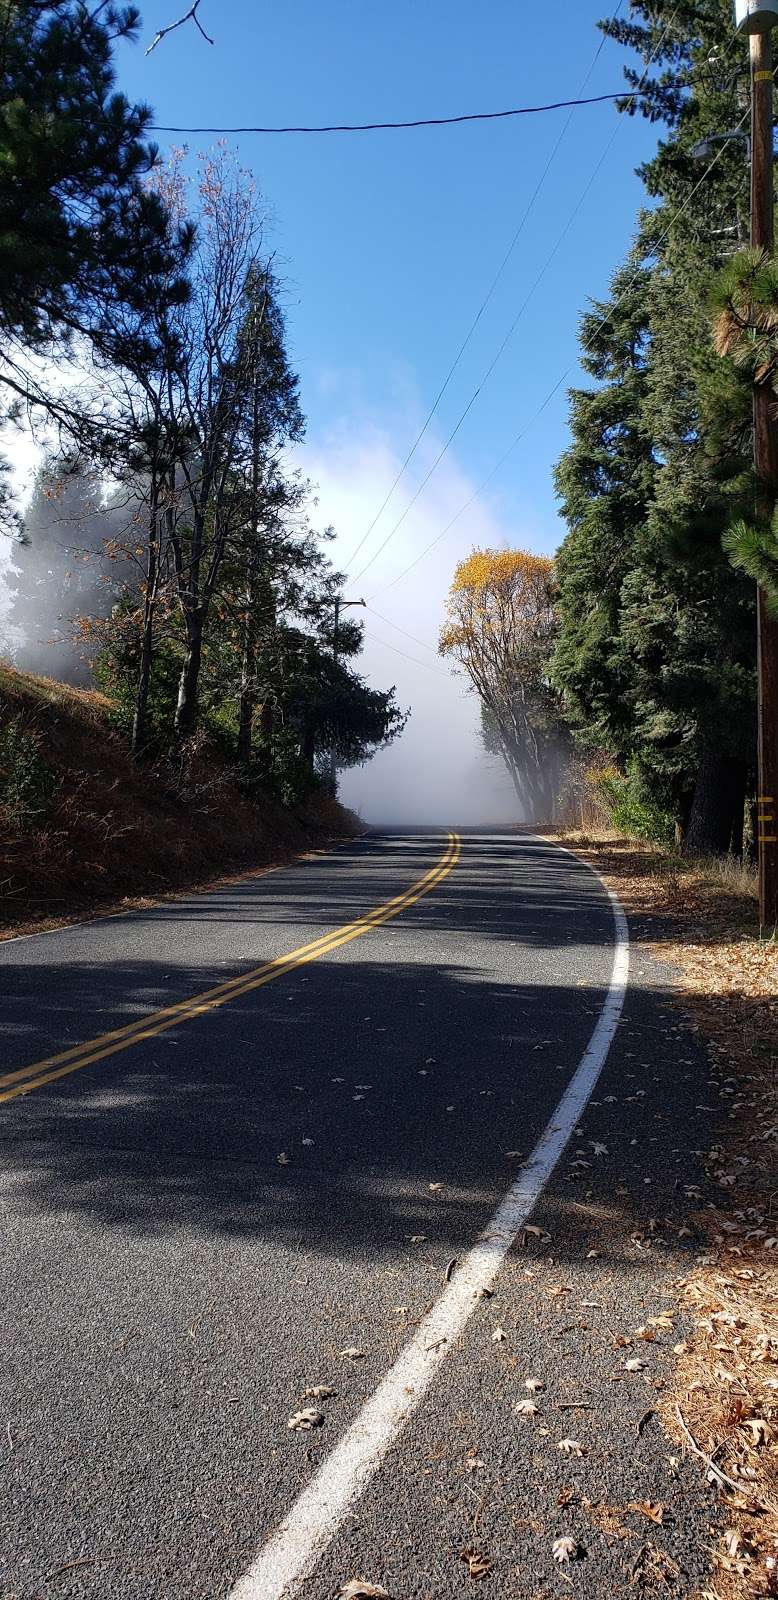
[[750, 27, 778, 930]]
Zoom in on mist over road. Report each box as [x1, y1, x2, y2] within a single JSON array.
[[0, 831, 715, 1598]]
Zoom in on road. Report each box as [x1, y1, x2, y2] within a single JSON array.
[[0, 830, 718, 1599]]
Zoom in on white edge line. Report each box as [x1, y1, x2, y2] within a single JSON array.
[[230, 837, 630, 1600]]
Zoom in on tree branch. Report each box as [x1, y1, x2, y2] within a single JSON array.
[[145, 2, 213, 55]]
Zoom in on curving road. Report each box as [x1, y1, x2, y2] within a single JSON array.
[[0, 830, 716, 1599]]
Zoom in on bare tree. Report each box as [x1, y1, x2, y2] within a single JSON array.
[[148, 147, 274, 741]]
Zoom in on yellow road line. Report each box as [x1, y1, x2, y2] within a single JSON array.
[[0, 833, 461, 1104]]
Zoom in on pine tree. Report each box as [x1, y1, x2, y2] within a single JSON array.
[[553, 2, 758, 852], [0, 3, 186, 355]]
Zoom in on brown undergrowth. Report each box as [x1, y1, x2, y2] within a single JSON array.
[[545, 827, 778, 1598], [0, 664, 361, 938]]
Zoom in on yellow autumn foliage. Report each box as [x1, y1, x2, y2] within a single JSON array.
[[449, 547, 553, 597], [439, 547, 555, 657]]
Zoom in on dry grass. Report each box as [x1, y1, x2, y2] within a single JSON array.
[[544, 828, 778, 1599], [0, 665, 361, 938]]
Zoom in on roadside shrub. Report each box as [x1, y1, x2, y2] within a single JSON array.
[[0, 716, 57, 832], [594, 759, 676, 846], [243, 728, 321, 811]]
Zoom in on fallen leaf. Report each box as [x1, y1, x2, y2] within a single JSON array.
[[523, 1224, 551, 1244], [741, 1417, 771, 1446], [624, 1358, 646, 1373], [339, 1347, 365, 1360], [627, 1501, 664, 1525], [590, 1142, 608, 1157], [514, 1399, 540, 1418], [429, 1182, 443, 1192], [557, 1438, 585, 1457], [524, 1376, 545, 1392], [301, 1138, 315, 1147], [339, 1584, 390, 1599], [302, 1385, 337, 1400], [460, 1547, 492, 1581], [491, 1326, 507, 1343], [287, 1408, 323, 1431], [277, 1152, 291, 1165], [552, 1536, 579, 1564]]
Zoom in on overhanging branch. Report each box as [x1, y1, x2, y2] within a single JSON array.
[[146, 1, 214, 55]]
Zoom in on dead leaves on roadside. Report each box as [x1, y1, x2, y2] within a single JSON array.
[[460, 1547, 492, 1581], [552, 1535, 580, 1564], [339, 1583, 390, 1599], [627, 1501, 665, 1526], [287, 1407, 323, 1431]]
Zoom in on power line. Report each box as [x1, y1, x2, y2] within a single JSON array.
[[339, 7, 623, 577], [361, 628, 452, 677], [151, 87, 668, 137], [364, 605, 441, 657], [371, 103, 749, 603], [348, 4, 674, 591]]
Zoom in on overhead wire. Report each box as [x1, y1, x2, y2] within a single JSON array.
[[346, 3, 679, 591], [364, 611, 445, 662], [151, 86, 676, 137], [361, 628, 452, 677], [371, 96, 750, 602], [339, 5, 623, 576]]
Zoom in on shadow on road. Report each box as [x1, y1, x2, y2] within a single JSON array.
[[0, 942, 717, 1279]]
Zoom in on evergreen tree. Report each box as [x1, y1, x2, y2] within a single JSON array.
[[553, 1, 758, 852], [0, 3, 187, 355]]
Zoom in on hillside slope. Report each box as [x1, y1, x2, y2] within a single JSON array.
[[0, 665, 360, 937]]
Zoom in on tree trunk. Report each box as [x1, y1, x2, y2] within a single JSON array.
[[236, 599, 256, 767], [132, 608, 155, 758], [684, 748, 748, 856], [131, 499, 159, 759], [174, 621, 203, 742], [301, 722, 316, 774]]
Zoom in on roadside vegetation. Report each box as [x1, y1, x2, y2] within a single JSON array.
[[441, 1, 778, 862], [0, 4, 404, 918], [0, 663, 360, 936], [437, 7, 778, 1590]]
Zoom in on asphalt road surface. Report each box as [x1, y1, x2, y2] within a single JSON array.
[[0, 830, 720, 1599]]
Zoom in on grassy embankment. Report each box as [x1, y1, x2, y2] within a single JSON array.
[[547, 827, 777, 1598], [0, 664, 360, 939]]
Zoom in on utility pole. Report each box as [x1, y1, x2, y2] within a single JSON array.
[[327, 595, 365, 791], [742, 6, 778, 929]]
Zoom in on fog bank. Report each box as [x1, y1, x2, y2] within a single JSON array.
[[303, 417, 543, 827]]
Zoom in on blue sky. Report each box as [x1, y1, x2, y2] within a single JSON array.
[[42, 3, 663, 816], [123, 1, 656, 568]]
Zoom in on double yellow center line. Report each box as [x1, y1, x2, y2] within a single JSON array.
[[0, 833, 461, 1105]]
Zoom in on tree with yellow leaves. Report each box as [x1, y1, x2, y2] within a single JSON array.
[[439, 548, 568, 819]]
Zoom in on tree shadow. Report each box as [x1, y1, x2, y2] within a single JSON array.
[[0, 942, 719, 1272]]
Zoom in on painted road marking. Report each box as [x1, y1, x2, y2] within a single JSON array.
[[229, 847, 629, 1600], [0, 833, 461, 1103]]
